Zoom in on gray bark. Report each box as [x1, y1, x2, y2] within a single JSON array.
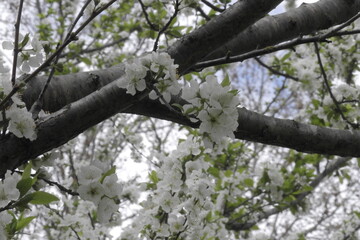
[[202, 0, 360, 63]]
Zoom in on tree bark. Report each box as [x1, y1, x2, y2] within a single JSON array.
[[203, 0, 360, 63], [167, 0, 283, 74]]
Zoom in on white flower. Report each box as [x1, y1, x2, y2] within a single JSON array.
[[168, 214, 186, 232], [77, 165, 102, 185], [157, 191, 180, 213], [182, 80, 200, 107], [78, 182, 105, 204], [157, 169, 183, 192], [0, 171, 20, 208], [267, 166, 284, 186], [97, 197, 119, 223], [0, 211, 11, 239], [118, 60, 147, 95], [6, 105, 37, 140], [2, 40, 13, 50], [103, 174, 123, 198], [152, 220, 170, 237], [0, 58, 9, 74]]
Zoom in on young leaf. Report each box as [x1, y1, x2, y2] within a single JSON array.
[[16, 216, 36, 231], [29, 191, 59, 205]]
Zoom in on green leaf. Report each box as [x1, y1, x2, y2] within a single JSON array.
[[207, 167, 220, 178], [171, 103, 183, 112], [16, 216, 36, 231], [22, 162, 32, 179], [280, 51, 292, 61], [224, 170, 233, 178], [80, 57, 92, 65], [19, 33, 30, 49], [13, 194, 34, 208], [17, 178, 34, 197], [29, 191, 59, 205], [6, 215, 17, 236], [221, 74, 230, 87], [243, 178, 254, 187], [100, 166, 116, 183], [184, 106, 197, 115], [148, 170, 159, 184]]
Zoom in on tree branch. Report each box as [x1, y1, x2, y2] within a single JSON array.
[[167, 0, 283, 74], [203, 0, 360, 62]]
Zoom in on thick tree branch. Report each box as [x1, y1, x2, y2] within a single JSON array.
[[203, 0, 360, 62], [3, 83, 360, 177], [167, 0, 283, 74]]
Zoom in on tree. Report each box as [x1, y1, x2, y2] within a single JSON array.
[[0, 0, 359, 239]]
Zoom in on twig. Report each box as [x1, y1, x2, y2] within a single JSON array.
[[201, 0, 224, 12], [10, 0, 25, 86], [321, 11, 360, 39], [190, 28, 360, 74], [153, 0, 180, 51], [313, 42, 359, 129], [262, 79, 288, 114], [40, 176, 79, 196], [138, 0, 159, 31], [59, 37, 129, 58], [255, 57, 299, 81], [196, 6, 211, 21]]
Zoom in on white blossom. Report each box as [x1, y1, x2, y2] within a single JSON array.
[[97, 197, 118, 223], [0, 171, 21, 208], [77, 165, 102, 185], [6, 105, 37, 140], [103, 174, 123, 198], [78, 182, 105, 204]]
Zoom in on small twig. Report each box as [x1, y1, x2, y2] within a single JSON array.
[[262, 79, 288, 114], [339, 99, 360, 104], [138, 0, 159, 31], [70, 226, 82, 240], [255, 57, 299, 81], [196, 6, 211, 21], [153, 0, 180, 51], [201, 0, 224, 12], [148, 83, 183, 118], [332, 29, 360, 37], [40, 176, 79, 196], [1, 110, 7, 135], [10, 0, 25, 86], [190, 27, 360, 74], [0, 200, 17, 212], [59, 37, 129, 58], [314, 42, 359, 129], [321, 11, 360, 39]]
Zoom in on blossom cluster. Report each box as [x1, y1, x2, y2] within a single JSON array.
[[182, 75, 240, 148], [117, 51, 180, 103], [118, 51, 240, 149], [76, 165, 123, 223], [0, 34, 44, 140], [121, 136, 229, 239], [0, 171, 21, 238], [2, 35, 44, 73]]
